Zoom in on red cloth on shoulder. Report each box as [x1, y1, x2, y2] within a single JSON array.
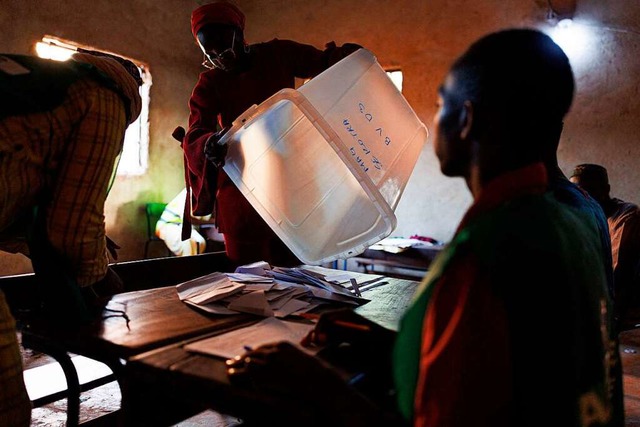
[[183, 39, 359, 266]]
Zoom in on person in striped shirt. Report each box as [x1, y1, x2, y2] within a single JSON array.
[[0, 50, 142, 425]]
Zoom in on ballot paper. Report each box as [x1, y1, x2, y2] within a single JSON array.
[[184, 317, 319, 359], [175, 262, 380, 318], [227, 290, 274, 317], [234, 260, 271, 276], [176, 272, 245, 305], [368, 237, 438, 253]]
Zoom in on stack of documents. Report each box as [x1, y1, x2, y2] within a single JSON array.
[[176, 262, 382, 318]]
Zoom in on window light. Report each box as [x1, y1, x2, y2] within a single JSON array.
[[35, 36, 151, 176]]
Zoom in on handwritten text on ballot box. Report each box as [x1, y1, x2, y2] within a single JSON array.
[[220, 49, 429, 265]]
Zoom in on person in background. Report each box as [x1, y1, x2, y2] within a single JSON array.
[[183, 0, 361, 269], [155, 188, 207, 257], [571, 163, 640, 330], [0, 50, 142, 425], [538, 122, 615, 303], [225, 29, 624, 427]]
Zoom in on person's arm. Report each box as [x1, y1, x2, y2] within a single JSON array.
[[301, 308, 396, 368], [614, 209, 640, 320], [274, 39, 363, 79], [413, 255, 511, 427], [324, 41, 364, 66], [183, 72, 222, 216], [227, 341, 406, 427]]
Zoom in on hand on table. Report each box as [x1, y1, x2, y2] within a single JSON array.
[[226, 341, 401, 427], [81, 267, 124, 314], [301, 308, 394, 349], [226, 341, 345, 397]]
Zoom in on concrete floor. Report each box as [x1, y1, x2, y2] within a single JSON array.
[[20, 341, 243, 427]]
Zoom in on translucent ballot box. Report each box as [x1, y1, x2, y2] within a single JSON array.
[[219, 49, 428, 265]]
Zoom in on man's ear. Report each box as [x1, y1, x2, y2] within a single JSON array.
[[459, 100, 474, 140]]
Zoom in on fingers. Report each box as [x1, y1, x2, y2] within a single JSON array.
[[204, 134, 228, 167], [301, 309, 377, 348], [226, 349, 265, 387], [226, 352, 267, 376], [301, 328, 327, 347], [226, 343, 284, 371], [226, 342, 297, 388]]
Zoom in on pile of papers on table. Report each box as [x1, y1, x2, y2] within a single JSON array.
[[176, 261, 384, 318], [368, 236, 442, 254]]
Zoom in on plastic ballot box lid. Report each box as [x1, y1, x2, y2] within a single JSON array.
[[219, 49, 428, 265]]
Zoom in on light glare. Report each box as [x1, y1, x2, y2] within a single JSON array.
[[35, 42, 74, 61], [547, 22, 593, 67]]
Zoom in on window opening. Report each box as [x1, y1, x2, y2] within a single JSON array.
[[35, 36, 152, 176]]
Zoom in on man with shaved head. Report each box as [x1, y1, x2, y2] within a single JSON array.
[[225, 29, 624, 427]]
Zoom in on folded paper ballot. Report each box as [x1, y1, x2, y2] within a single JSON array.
[[176, 262, 382, 318], [227, 290, 274, 317], [184, 317, 319, 359], [176, 272, 246, 305]]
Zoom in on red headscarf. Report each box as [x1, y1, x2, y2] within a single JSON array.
[[191, 1, 245, 39]]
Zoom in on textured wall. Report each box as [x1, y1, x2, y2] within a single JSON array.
[[1, 0, 639, 276], [239, 0, 640, 242]]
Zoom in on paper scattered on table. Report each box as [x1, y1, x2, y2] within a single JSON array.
[[369, 237, 440, 253], [176, 272, 245, 305], [175, 262, 382, 319], [234, 260, 271, 276], [184, 317, 319, 359], [226, 272, 273, 283], [227, 290, 274, 317]]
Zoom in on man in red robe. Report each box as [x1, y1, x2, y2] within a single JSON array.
[[184, 0, 360, 268]]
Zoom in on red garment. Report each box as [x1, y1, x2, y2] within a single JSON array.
[[410, 164, 623, 425], [413, 165, 548, 426], [184, 39, 353, 266]]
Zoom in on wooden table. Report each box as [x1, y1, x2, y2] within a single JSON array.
[[10, 252, 243, 426], [121, 277, 419, 426], [23, 287, 257, 361], [20, 286, 258, 426], [19, 251, 250, 374]]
